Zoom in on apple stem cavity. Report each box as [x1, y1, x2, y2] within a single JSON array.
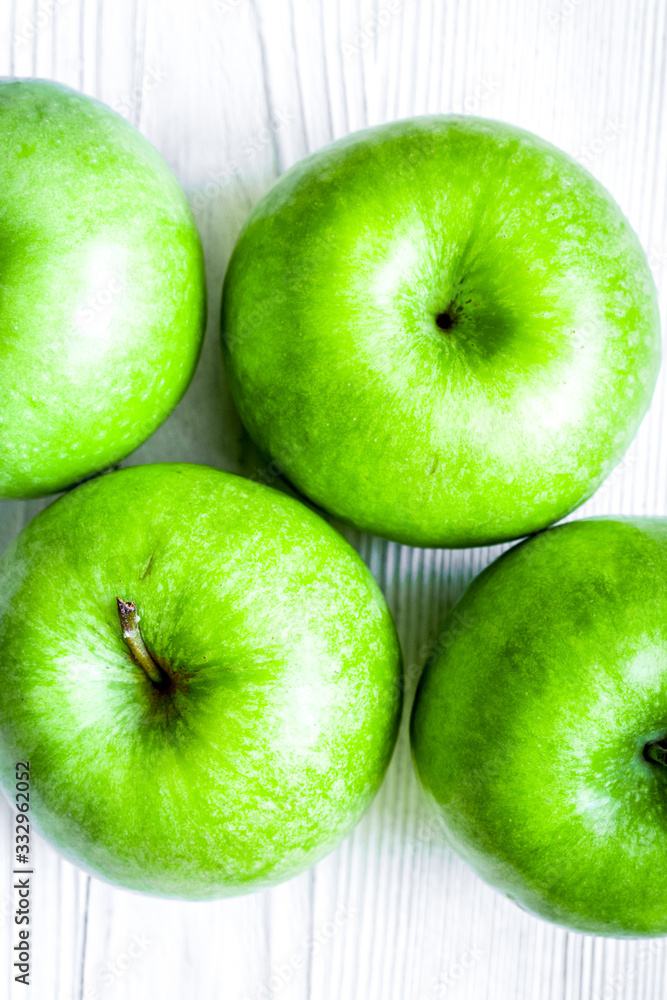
[[116, 597, 164, 685], [644, 741, 667, 767], [435, 309, 455, 331]]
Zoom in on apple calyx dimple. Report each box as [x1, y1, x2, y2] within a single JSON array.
[[116, 597, 164, 686], [643, 740, 667, 767]]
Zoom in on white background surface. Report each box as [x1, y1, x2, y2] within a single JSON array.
[[2, 0, 667, 997]]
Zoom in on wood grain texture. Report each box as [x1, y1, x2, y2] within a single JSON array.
[[1, 0, 667, 997]]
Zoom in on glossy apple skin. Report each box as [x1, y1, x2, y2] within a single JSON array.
[[222, 116, 660, 547], [0, 80, 206, 498], [0, 464, 402, 899], [411, 517, 667, 936]]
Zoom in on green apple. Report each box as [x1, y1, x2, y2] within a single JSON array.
[[0, 463, 401, 898], [221, 116, 660, 547], [0, 80, 206, 499], [411, 517, 667, 936]]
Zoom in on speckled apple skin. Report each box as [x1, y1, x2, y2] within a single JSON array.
[[411, 517, 667, 936], [222, 115, 661, 547], [0, 80, 206, 498], [0, 463, 402, 899]]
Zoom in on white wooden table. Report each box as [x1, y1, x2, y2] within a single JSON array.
[[2, 0, 667, 997]]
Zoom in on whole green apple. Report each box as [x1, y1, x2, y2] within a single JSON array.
[[0, 80, 206, 499], [411, 517, 667, 936], [221, 116, 660, 547], [0, 463, 401, 898]]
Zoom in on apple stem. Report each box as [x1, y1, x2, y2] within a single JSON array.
[[116, 598, 163, 685], [644, 741, 667, 767]]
